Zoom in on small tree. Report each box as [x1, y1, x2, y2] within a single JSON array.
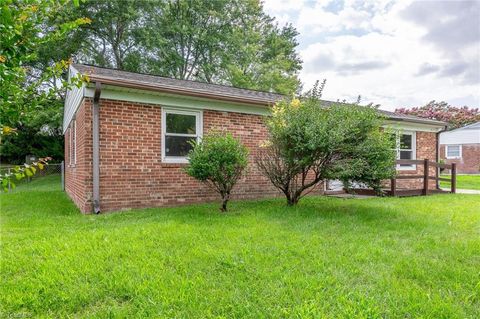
[[185, 132, 248, 212], [256, 84, 396, 205]]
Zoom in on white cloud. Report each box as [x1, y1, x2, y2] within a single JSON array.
[[263, 0, 480, 110]]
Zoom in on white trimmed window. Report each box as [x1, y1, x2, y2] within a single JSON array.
[[69, 120, 77, 166], [392, 131, 416, 170], [161, 108, 203, 163], [446, 145, 461, 159]]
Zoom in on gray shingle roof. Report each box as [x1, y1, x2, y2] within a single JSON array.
[[72, 64, 446, 127], [377, 109, 447, 126], [73, 64, 283, 105]]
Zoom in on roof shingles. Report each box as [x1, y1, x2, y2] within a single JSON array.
[[72, 64, 446, 126]]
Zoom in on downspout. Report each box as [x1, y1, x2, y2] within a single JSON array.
[[92, 82, 102, 214], [435, 125, 449, 189]]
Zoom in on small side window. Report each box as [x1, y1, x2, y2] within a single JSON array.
[[446, 145, 461, 159], [69, 120, 76, 166]]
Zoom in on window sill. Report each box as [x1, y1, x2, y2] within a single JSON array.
[[396, 165, 416, 171], [446, 157, 461, 160], [161, 157, 189, 164]]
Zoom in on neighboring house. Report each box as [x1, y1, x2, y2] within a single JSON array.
[[64, 64, 447, 213], [440, 122, 480, 174]]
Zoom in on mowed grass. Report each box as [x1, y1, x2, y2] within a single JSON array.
[[1, 178, 479, 318], [8, 174, 62, 192], [441, 174, 480, 190]]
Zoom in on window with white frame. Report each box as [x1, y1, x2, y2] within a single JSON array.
[[391, 131, 416, 170], [446, 145, 461, 159], [69, 120, 76, 165], [162, 108, 202, 163]]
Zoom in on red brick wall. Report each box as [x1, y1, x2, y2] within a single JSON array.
[[440, 144, 480, 174], [66, 98, 325, 213], [65, 99, 93, 212], [65, 98, 440, 213], [387, 131, 438, 190]]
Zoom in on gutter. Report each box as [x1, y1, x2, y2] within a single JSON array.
[[92, 81, 102, 214], [385, 116, 447, 127], [86, 75, 280, 107]]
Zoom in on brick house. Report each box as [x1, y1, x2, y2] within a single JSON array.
[[440, 122, 480, 174], [64, 64, 447, 213]]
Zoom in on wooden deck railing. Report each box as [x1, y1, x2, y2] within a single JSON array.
[[390, 159, 456, 196]]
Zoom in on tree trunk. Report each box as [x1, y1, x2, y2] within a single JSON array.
[[286, 192, 299, 206], [220, 193, 230, 212]]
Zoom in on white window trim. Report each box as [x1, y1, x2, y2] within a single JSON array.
[[69, 126, 72, 165], [73, 120, 76, 165], [161, 107, 203, 164], [445, 144, 462, 159], [69, 120, 77, 166], [395, 130, 416, 171]]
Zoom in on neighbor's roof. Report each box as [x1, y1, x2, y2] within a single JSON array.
[[72, 64, 283, 106], [450, 121, 480, 131], [72, 64, 447, 127]]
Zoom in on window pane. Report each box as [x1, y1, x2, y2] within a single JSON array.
[[447, 146, 460, 157], [400, 150, 412, 160], [166, 113, 196, 134], [400, 134, 412, 149], [165, 136, 195, 157]]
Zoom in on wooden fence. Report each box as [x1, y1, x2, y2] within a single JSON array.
[[389, 159, 456, 196]]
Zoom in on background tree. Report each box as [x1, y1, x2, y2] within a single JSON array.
[[2, 0, 302, 164], [65, 0, 301, 93], [256, 84, 396, 205], [395, 101, 480, 129], [185, 132, 248, 212], [0, 0, 88, 186]]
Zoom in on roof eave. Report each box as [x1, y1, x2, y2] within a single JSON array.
[[387, 116, 447, 127], [86, 75, 280, 107]]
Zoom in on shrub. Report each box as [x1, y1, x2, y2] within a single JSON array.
[[185, 132, 248, 212], [256, 83, 396, 205]]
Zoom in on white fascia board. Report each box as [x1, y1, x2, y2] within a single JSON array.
[[63, 65, 86, 133], [382, 120, 445, 133], [84, 84, 272, 116]]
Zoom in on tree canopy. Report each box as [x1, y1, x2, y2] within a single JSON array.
[[395, 101, 480, 129], [1, 0, 302, 164], [65, 0, 302, 94]]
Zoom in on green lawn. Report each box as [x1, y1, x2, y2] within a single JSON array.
[[8, 174, 62, 192], [441, 174, 480, 190], [1, 179, 479, 318]]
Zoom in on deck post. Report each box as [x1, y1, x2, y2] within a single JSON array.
[[423, 159, 429, 195], [451, 163, 456, 193], [390, 178, 396, 196]]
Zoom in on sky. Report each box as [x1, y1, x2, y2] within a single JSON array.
[[263, 0, 480, 111]]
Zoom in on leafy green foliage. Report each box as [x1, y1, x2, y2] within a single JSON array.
[[0, 157, 50, 192], [0, 0, 89, 129], [185, 133, 248, 211], [1, 99, 64, 164], [64, 0, 301, 94], [1, 184, 479, 317], [257, 83, 396, 205]]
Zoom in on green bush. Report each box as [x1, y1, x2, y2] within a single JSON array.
[[185, 132, 248, 212], [256, 83, 396, 205]]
